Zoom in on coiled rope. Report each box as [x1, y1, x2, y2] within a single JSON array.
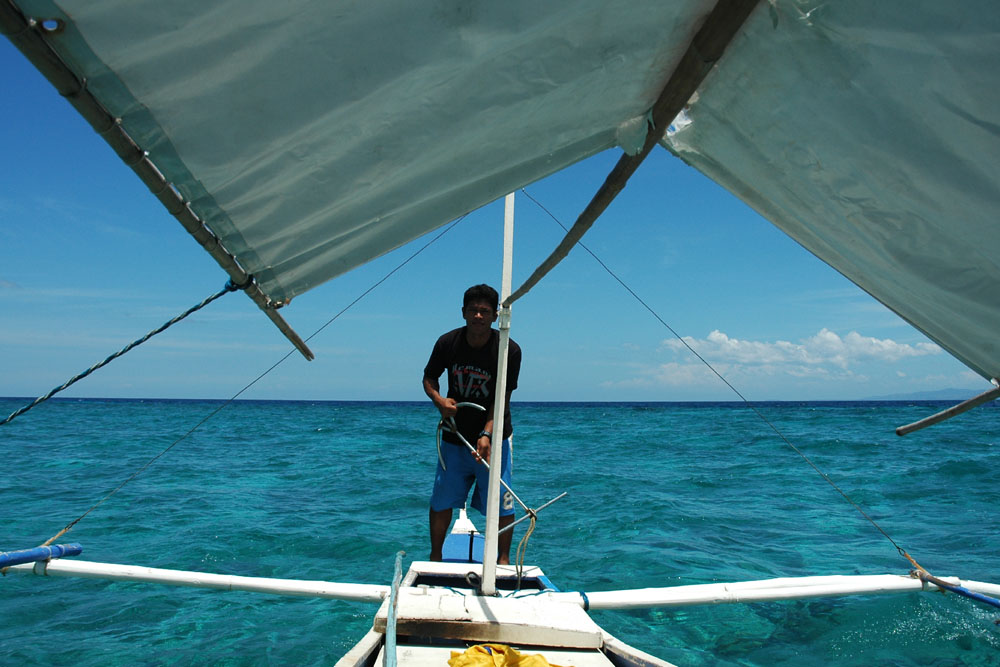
[[1, 278, 251, 427]]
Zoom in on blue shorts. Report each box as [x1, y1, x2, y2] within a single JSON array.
[[430, 438, 514, 517]]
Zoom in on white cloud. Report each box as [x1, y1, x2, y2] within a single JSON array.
[[597, 330, 978, 400], [958, 369, 986, 384], [601, 358, 868, 395], [611, 361, 716, 388], [662, 328, 940, 369]]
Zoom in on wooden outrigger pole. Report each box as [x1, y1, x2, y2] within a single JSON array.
[[0, 1, 314, 361]]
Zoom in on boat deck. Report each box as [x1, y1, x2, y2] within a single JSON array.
[[376, 643, 617, 667], [337, 560, 677, 667]]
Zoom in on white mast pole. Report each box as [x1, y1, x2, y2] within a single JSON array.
[[482, 192, 515, 596]]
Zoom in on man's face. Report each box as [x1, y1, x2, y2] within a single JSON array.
[[463, 299, 497, 331]]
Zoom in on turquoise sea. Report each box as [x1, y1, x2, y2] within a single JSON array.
[[1, 398, 998, 665]]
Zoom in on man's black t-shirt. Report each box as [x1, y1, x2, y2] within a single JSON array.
[[423, 326, 521, 445]]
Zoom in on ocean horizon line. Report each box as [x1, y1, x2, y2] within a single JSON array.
[[1, 396, 987, 407]]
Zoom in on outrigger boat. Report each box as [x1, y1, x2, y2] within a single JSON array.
[[3, 0, 1000, 664], [338, 510, 674, 667]]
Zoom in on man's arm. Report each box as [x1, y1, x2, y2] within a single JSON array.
[[476, 417, 495, 464], [426, 374, 490, 463], [423, 376, 457, 419], [423, 334, 457, 419], [478, 340, 520, 463]]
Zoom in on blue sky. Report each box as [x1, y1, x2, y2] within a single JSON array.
[[0, 38, 986, 403]]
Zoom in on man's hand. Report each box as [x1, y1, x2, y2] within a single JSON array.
[[437, 397, 458, 419], [476, 434, 491, 465]]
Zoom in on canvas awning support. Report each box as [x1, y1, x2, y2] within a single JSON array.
[[0, 1, 314, 360], [504, 0, 761, 308], [895, 380, 1000, 436]]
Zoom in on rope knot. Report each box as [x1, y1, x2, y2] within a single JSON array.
[[225, 275, 254, 292]]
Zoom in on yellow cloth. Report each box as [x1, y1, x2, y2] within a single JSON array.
[[448, 643, 562, 667]]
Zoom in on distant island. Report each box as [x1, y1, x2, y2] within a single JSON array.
[[865, 388, 991, 401]]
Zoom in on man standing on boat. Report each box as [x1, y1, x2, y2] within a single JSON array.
[[423, 284, 521, 564]]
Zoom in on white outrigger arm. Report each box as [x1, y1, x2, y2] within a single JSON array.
[[9, 556, 1000, 611], [548, 574, 1000, 610]]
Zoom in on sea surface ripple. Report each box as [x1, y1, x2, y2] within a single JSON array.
[[1, 398, 997, 665]]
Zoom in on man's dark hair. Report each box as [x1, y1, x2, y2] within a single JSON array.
[[463, 284, 499, 310]]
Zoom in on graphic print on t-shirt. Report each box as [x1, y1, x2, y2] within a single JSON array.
[[451, 364, 491, 399]]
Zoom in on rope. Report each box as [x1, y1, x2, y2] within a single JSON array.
[[514, 509, 537, 591], [905, 552, 1000, 612], [30, 216, 468, 549], [520, 187, 913, 563], [2, 280, 246, 427], [299, 215, 466, 346], [915, 570, 1000, 611]]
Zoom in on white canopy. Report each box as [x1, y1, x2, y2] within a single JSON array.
[[666, 0, 1000, 383], [12, 0, 715, 299], [5, 0, 999, 380]]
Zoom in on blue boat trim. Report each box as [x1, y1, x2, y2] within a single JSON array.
[[535, 574, 559, 592], [920, 572, 1000, 611], [441, 531, 484, 564], [0, 543, 83, 568]]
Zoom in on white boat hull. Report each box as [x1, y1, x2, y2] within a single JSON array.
[[337, 559, 677, 667]]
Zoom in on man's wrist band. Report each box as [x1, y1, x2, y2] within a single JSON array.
[[478, 430, 492, 441]]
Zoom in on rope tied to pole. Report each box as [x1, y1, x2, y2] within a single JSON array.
[[912, 569, 1000, 612], [902, 548, 1000, 612], [225, 275, 255, 292], [2, 280, 246, 427], [514, 509, 537, 591]]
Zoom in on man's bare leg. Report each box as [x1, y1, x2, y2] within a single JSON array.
[[497, 514, 515, 565], [429, 508, 453, 561]]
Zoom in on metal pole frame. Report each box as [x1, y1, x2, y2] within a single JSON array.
[[481, 193, 515, 595]]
